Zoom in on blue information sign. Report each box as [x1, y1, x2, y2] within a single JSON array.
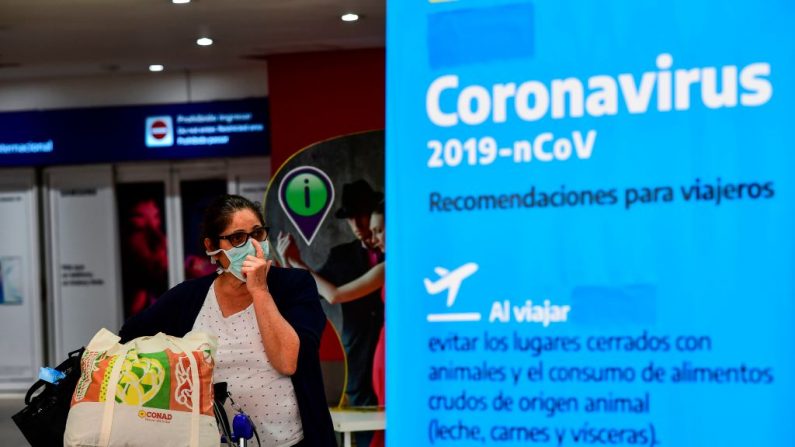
[[0, 98, 269, 166], [387, 1, 794, 445]]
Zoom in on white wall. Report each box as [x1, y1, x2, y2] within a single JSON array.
[[0, 66, 268, 111]]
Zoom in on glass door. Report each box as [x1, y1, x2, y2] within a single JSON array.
[[0, 168, 44, 390], [115, 163, 171, 319]]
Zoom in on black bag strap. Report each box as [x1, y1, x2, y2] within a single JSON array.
[[213, 382, 234, 446], [25, 347, 85, 405], [61, 348, 85, 369], [24, 380, 47, 406]]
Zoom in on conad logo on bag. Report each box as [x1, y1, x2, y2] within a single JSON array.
[[137, 409, 173, 423]]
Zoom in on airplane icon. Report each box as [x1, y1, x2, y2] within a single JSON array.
[[423, 262, 479, 307]]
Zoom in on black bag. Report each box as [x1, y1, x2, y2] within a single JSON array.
[[12, 347, 85, 447]]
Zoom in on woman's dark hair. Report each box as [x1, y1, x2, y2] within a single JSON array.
[[372, 199, 385, 217], [201, 194, 264, 250]]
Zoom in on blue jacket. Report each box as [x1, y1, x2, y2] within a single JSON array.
[[119, 267, 336, 447]]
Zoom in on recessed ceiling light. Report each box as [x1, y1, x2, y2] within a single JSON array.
[[172, 0, 190, 4], [341, 13, 359, 22], [149, 64, 164, 72], [196, 37, 213, 46]]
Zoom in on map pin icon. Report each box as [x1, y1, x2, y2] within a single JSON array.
[[278, 166, 335, 245]]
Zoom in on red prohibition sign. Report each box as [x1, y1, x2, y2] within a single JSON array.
[[150, 120, 169, 140]]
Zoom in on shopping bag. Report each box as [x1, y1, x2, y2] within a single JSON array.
[[64, 328, 219, 447], [11, 347, 84, 447]]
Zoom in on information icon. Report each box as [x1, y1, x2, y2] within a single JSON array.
[[278, 166, 335, 245]]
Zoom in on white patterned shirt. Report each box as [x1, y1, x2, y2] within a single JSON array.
[[193, 282, 303, 447]]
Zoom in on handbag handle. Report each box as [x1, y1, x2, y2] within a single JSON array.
[[97, 345, 131, 447], [24, 380, 47, 406], [165, 335, 202, 447], [25, 347, 84, 405]]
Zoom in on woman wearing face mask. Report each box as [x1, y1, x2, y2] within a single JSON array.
[[120, 194, 335, 447]]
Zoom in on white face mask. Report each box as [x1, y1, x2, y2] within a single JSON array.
[[206, 239, 269, 282]]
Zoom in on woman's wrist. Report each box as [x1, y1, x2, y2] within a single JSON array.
[[250, 287, 273, 303]]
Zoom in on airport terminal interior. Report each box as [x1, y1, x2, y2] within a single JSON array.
[[1, 1, 792, 446], [1, 1, 385, 445]]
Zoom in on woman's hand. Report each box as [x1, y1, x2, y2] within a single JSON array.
[[242, 240, 272, 294], [247, 237, 301, 376]]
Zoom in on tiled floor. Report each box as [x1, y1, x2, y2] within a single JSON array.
[[0, 396, 29, 447]]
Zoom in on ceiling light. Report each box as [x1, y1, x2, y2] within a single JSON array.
[[341, 13, 359, 22], [172, 0, 190, 3], [196, 37, 213, 46], [149, 64, 164, 72]]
